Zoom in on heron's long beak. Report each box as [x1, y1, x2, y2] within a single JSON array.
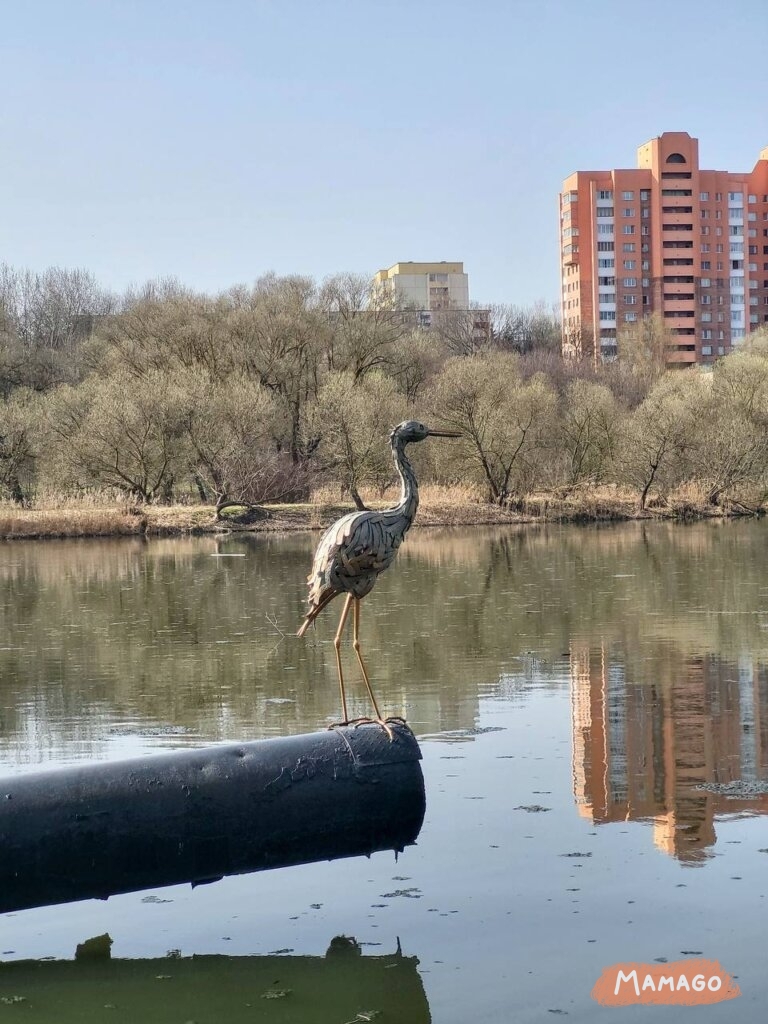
[[427, 429, 461, 438]]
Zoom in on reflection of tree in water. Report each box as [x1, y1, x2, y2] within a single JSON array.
[[571, 644, 768, 863], [3, 520, 768, 770]]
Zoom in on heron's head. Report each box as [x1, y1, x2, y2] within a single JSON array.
[[389, 420, 461, 445]]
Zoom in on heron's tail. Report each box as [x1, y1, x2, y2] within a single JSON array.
[[296, 587, 338, 636]]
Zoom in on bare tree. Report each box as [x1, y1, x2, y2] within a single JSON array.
[[43, 372, 186, 502], [617, 373, 702, 509], [617, 313, 672, 382], [0, 389, 39, 503], [490, 300, 561, 355], [314, 370, 405, 509], [558, 381, 620, 493], [429, 352, 557, 504], [320, 272, 411, 380]]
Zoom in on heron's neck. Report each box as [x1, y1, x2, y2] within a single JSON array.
[[391, 438, 419, 526]]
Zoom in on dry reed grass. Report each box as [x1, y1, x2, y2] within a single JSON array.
[[0, 481, 759, 541], [0, 507, 144, 540]]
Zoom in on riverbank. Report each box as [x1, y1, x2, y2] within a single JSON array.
[[0, 487, 758, 541]]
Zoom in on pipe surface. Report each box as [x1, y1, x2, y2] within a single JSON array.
[[0, 722, 425, 913]]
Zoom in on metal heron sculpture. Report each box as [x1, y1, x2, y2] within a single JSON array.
[[297, 420, 460, 734]]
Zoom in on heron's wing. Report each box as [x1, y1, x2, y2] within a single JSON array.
[[307, 512, 364, 582], [338, 514, 404, 575]]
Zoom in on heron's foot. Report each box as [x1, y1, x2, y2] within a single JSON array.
[[327, 719, 351, 732], [338, 716, 396, 741], [384, 715, 408, 728]]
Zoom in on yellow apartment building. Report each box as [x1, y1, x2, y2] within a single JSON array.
[[373, 262, 470, 311]]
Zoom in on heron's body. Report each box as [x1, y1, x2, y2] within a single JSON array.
[[297, 420, 458, 732]]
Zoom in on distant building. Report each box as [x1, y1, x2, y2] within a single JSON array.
[[373, 261, 470, 310], [560, 132, 768, 366], [372, 261, 490, 348]]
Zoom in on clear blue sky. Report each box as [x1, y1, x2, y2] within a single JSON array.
[[2, 0, 767, 307]]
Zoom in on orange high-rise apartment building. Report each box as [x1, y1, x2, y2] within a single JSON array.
[[560, 132, 768, 366]]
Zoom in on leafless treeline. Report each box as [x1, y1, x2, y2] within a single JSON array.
[[1, 263, 767, 512]]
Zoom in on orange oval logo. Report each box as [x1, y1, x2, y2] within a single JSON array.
[[592, 960, 740, 1007]]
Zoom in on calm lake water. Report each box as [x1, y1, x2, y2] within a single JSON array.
[[1, 522, 768, 1022]]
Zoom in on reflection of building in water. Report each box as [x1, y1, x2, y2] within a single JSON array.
[[571, 644, 768, 863]]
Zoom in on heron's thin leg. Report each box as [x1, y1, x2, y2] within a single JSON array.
[[352, 598, 385, 723], [333, 594, 354, 723]]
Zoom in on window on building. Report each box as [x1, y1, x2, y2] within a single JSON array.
[[597, 242, 614, 251], [622, 225, 635, 234], [622, 277, 637, 286], [622, 191, 634, 200], [623, 208, 635, 217], [640, 190, 651, 200], [624, 295, 637, 304], [622, 242, 635, 252], [702, 260, 711, 269], [596, 207, 614, 217], [597, 189, 613, 200], [700, 192, 709, 201], [623, 260, 636, 269], [625, 312, 637, 322]]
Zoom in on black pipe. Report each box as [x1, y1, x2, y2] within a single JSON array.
[[0, 722, 425, 914]]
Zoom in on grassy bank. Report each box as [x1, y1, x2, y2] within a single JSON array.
[[0, 485, 760, 541]]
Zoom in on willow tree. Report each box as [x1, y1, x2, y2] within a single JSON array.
[[618, 372, 702, 509], [314, 370, 404, 510], [429, 351, 557, 504], [43, 371, 186, 502]]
